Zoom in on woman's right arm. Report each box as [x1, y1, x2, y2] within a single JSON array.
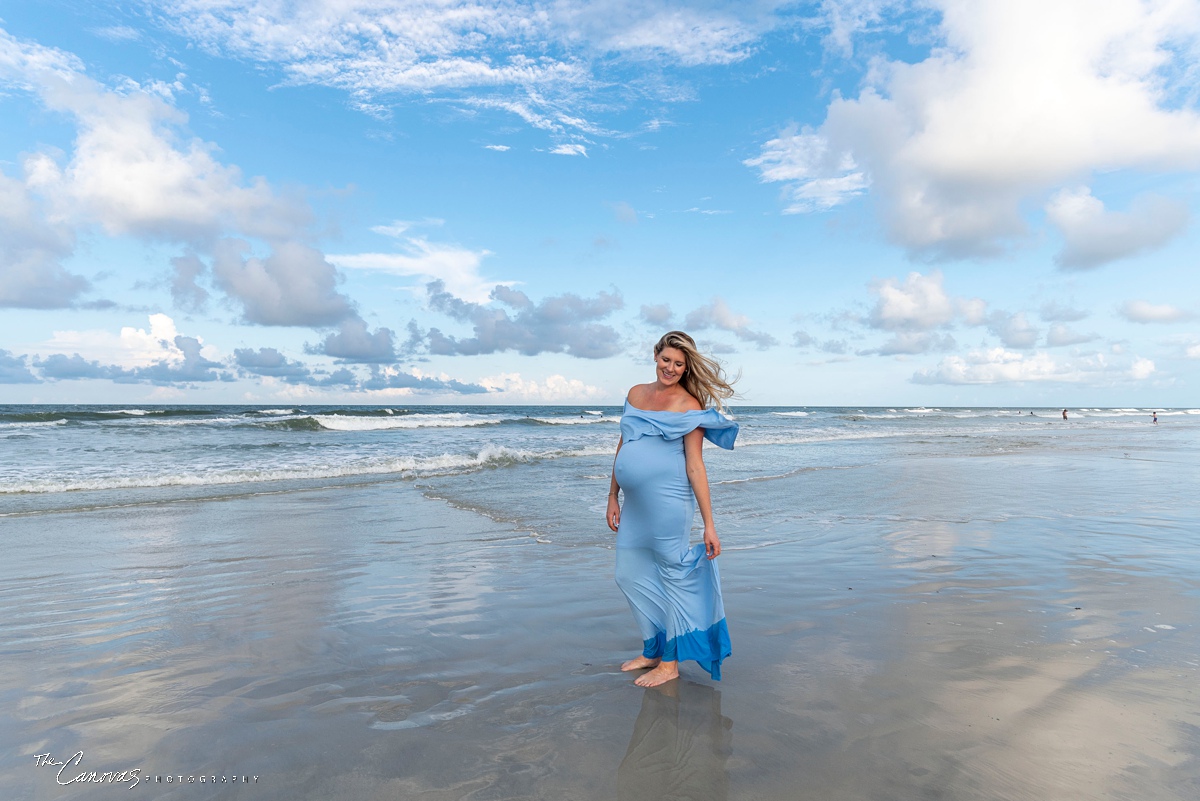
[[606, 434, 623, 532]]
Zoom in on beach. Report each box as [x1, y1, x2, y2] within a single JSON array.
[[4, 406, 1200, 799]]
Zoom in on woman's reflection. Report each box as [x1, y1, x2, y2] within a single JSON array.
[[618, 681, 732, 801]]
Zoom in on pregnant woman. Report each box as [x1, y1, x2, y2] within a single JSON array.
[[607, 331, 739, 687]]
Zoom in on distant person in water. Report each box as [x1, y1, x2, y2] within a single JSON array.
[[1063, 409, 1068, 420], [1153, 411, 1158, 424]]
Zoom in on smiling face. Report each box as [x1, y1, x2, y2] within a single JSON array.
[[655, 346, 687, 387]]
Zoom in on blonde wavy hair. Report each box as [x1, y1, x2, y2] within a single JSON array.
[[654, 331, 738, 411]]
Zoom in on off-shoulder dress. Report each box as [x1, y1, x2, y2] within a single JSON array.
[[613, 398, 738, 680]]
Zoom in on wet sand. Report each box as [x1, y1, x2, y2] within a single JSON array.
[[4, 449, 1200, 800]]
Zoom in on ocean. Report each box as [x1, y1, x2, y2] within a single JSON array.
[[4, 404, 1195, 525]]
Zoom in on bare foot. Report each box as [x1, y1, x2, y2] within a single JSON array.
[[621, 656, 661, 672], [634, 662, 679, 687]]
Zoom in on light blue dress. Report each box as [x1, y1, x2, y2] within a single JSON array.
[[614, 399, 738, 680]]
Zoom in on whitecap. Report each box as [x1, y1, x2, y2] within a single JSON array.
[[138, 416, 255, 426], [0, 443, 613, 495], [312, 413, 508, 431], [0, 419, 68, 429]]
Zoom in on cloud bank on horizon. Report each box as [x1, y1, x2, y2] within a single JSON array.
[[1, 0, 1198, 405]]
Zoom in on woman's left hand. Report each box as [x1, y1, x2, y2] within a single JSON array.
[[703, 526, 721, 560]]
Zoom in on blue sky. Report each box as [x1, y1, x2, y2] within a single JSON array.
[[1, 0, 1198, 406]]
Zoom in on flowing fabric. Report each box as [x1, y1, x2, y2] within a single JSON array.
[[614, 399, 738, 680]]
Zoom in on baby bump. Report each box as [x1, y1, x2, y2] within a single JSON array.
[[614, 436, 688, 495], [615, 436, 694, 551]]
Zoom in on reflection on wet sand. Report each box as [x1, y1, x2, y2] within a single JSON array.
[[619, 682, 731, 801], [734, 509, 1200, 800]]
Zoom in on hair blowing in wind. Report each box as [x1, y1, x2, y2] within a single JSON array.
[[654, 331, 738, 411]]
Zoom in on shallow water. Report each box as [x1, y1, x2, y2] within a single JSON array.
[[3, 406, 1199, 799]]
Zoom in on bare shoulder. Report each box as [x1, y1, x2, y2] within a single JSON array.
[[626, 384, 650, 406], [665, 389, 701, 413], [629, 384, 700, 412]]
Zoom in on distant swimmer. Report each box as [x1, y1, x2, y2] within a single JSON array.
[[1153, 411, 1158, 424], [1062, 409, 1068, 420]]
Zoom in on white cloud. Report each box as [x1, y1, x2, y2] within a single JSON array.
[[462, 96, 605, 138], [1130, 356, 1155, 380], [744, 128, 869, 212], [478, 371, 605, 402], [159, 1, 589, 93], [812, 0, 910, 57], [684, 297, 778, 349], [171, 252, 209, 311], [985, 310, 1039, 349], [1039, 300, 1089, 322], [868, 271, 959, 331], [591, 7, 763, 66], [751, 0, 1200, 258], [0, 23, 84, 85], [330, 229, 503, 303], [0, 33, 94, 309], [152, 0, 792, 133], [362, 365, 487, 394], [875, 331, 957, 355], [1045, 187, 1188, 269], [369, 219, 424, 238], [640, 303, 673, 326], [484, 144, 511, 151], [959, 297, 989, 326], [38, 313, 219, 369], [861, 271, 1096, 354], [858, 271, 1041, 354], [551, 143, 588, 157], [1186, 343, 1200, 359], [91, 26, 142, 43], [424, 281, 624, 359], [0, 349, 38, 383], [0, 27, 359, 327], [211, 239, 354, 326], [913, 346, 1156, 385], [1045, 324, 1097, 347], [0, 169, 87, 308], [309, 318, 397, 364], [1120, 300, 1193, 323], [23, 75, 310, 242], [913, 348, 1075, 384]]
